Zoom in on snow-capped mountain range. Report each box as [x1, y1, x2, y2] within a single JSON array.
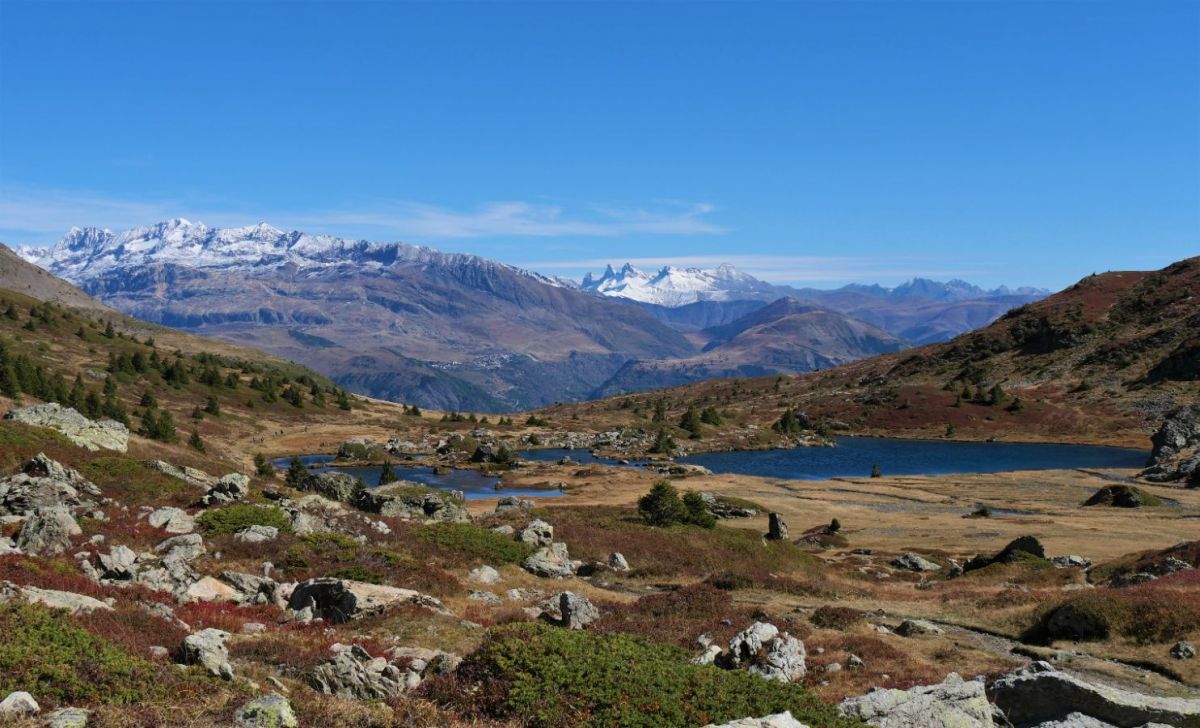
[[17, 218, 563, 287], [579, 262, 1047, 307]]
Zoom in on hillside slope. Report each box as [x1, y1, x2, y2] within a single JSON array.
[[543, 257, 1200, 447]]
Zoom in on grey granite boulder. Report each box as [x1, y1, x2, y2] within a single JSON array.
[[16, 506, 80, 555], [522, 542, 577, 578], [235, 693, 298, 727], [839, 672, 993, 727], [5, 403, 128, 452], [180, 628, 233, 679], [540, 591, 600, 629]]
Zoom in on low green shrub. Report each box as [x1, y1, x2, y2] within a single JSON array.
[[414, 523, 534, 566], [424, 622, 861, 728], [639, 481, 715, 528], [0, 601, 162, 706], [197, 504, 291, 535]]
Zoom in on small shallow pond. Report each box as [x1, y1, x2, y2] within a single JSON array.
[[677, 437, 1148, 480], [518, 448, 649, 468], [271, 455, 563, 501]]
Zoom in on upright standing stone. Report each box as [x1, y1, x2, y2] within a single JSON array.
[[766, 513, 788, 540]]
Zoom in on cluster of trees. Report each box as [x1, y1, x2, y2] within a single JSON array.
[[950, 381, 1021, 411], [772, 407, 809, 434], [638, 481, 715, 528]]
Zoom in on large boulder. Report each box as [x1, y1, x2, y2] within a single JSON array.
[[891, 553, 941, 572], [990, 661, 1200, 727], [301, 472, 364, 504], [308, 644, 408, 700], [0, 453, 100, 517], [964, 536, 1046, 573], [286, 494, 346, 535], [517, 519, 554, 547], [220, 571, 281, 606], [234, 525, 279, 543], [0, 691, 39, 717], [201, 473, 250, 506], [235, 693, 298, 728], [522, 542, 578, 578], [839, 673, 993, 727], [15, 506, 81, 555], [287, 577, 440, 623], [147, 507, 196, 533], [1082, 485, 1160, 508], [540, 591, 600, 629], [356, 482, 470, 523], [495, 496, 534, 512], [719, 622, 807, 683], [147, 460, 215, 488], [0, 581, 112, 614], [1141, 405, 1200, 483], [180, 628, 233, 679], [703, 713, 810, 728], [5, 403, 129, 452]]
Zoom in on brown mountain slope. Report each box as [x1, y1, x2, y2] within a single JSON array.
[[538, 257, 1200, 447], [0, 243, 112, 312]]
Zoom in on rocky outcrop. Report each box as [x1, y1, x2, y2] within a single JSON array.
[[0, 581, 112, 614], [201, 473, 250, 506], [703, 713, 810, 728], [766, 513, 788, 540], [220, 572, 282, 607], [1140, 405, 1200, 484], [286, 577, 443, 623], [891, 553, 941, 572], [45, 707, 91, 728], [0, 453, 100, 517], [308, 644, 410, 700], [147, 507, 195, 533], [964, 536, 1046, 573], [302, 472, 363, 503], [990, 661, 1200, 727], [467, 565, 501, 584], [1082, 485, 1160, 508], [717, 622, 807, 683], [235, 693, 298, 728], [147, 460, 215, 487], [16, 506, 81, 555], [894, 619, 945, 637], [700, 492, 757, 519], [234, 525, 279, 543], [495, 495, 534, 512], [180, 628, 233, 679], [839, 672, 992, 727], [518, 519, 554, 547], [356, 482, 470, 523], [286, 495, 346, 535], [5, 403, 129, 452], [540, 591, 600, 629], [522, 542, 578, 578]]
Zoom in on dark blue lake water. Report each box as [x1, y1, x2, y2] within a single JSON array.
[[271, 455, 562, 501], [677, 437, 1148, 480]]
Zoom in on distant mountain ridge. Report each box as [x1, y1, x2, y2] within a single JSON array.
[[17, 220, 1047, 410], [579, 261, 1047, 307]]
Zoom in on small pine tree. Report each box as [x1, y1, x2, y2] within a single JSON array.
[[253, 453, 275, 477], [191, 406, 204, 420], [204, 394, 221, 416], [103, 321, 115, 338], [378, 460, 398, 486], [638, 481, 688, 527], [682, 491, 716, 528], [679, 406, 703, 439], [140, 390, 156, 409], [285, 456, 310, 488], [870, 462, 882, 478], [648, 429, 676, 454], [188, 429, 205, 452], [828, 517, 841, 533]]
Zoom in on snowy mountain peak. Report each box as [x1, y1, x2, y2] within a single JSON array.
[[580, 262, 782, 306]]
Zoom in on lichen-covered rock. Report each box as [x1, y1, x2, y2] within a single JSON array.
[[46, 707, 91, 728], [703, 712, 810, 728], [146, 460, 215, 488], [766, 512, 788, 540], [517, 519, 554, 547], [540, 591, 600, 629], [1140, 405, 1200, 483], [1172, 641, 1197, 660], [356, 482, 470, 523], [990, 661, 1200, 727], [147, 507, 195, 534], [308, 644, 407, 700], [220, 571, 281, 606], [890, 553, 941, 572], [234, 525, 279, 543], [201, 473, 250, 506], [467, 565, 501, 584], [607, 552, 630, 571], [838, 672, 992, 727], [287, 577, 441, 623], [0, 581, 112, 614], [286, 494, 346, 535], [0, 453, 100, 517], [15, 506, 81, 555], [495, 496, 534, 512], [235, 693, 298, 728], [5, 403, 128, 452], [0, 690, 39, 716], [894, 619, 945, 637], [1082, 485, 1160, 508], [301, 472, 363, 504], [522, 542, 577, 578], [719, 622, 807, 682], [180, 628, 233, 679]]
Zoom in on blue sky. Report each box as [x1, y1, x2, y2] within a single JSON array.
[[0, 1, 1196, 289]]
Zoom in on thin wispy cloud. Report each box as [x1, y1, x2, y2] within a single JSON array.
[[0, 185, 724, 245]]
